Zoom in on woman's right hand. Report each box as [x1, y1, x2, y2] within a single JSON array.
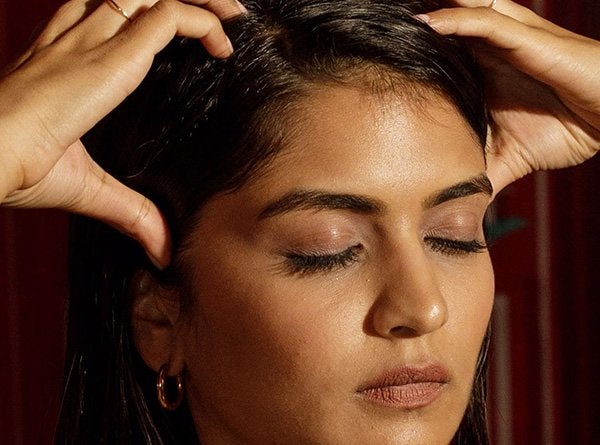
[[0, 0, 245, 268]]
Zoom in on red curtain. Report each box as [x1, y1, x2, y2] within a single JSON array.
[[0, 3, 69, 444], [486, 2, 600, 445], [0, 1, 598, 444]]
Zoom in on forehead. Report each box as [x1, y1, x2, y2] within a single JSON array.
[[290, 81, 482, 144], [248, 85, 485, 197]]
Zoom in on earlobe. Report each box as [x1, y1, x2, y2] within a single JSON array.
[[130, 270, 185, 373]]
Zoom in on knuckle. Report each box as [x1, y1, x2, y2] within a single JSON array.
[[152, 0, 179, 21], [54, 0, 77, 19], [48, 0, 83, 30], [125, 197, 152, 236], [197, 11, 223, 38], [205, 12, 222, 30], [136, 198, 152, 226]]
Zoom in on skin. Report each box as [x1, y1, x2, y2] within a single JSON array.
[[133, 86, 495, 444], [0, 0, 246, 267], [0, 0, 597, 273], [426, 0, 600, 193], [1, 0, 598, 442], [0, 0, 599, 268]]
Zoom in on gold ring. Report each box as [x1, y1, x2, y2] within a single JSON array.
[[105, 0, 132, 21], [488, 0, 497, 7]]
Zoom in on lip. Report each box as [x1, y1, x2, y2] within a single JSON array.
[[356, 363, 449, 409]]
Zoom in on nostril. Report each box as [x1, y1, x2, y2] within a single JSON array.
[[389, 325, 420, 338]]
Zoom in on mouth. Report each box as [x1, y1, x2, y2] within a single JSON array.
[[356, 363, 449, 409]]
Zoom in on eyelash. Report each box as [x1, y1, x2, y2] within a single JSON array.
[[283, 244, 363, 275], [283, 237, 487, 275], [424, 237, 488, 256]]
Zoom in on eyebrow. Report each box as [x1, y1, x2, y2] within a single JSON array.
[[258, 174, 492, 219], [423, 174, 493, 209], [258, 190, 384, 219]]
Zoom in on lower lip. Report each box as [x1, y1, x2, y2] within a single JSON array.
[[358, 382, 445, 409]]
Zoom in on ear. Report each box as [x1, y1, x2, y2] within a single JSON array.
[[130, 270, 185, 374]]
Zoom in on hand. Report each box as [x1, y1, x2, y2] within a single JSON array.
[[0, 0, 245, 268], [419, 0, 600, 195]]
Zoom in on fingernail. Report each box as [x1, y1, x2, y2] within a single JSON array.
[[235, 0, 248, 14], [414, 13, 431, 24]]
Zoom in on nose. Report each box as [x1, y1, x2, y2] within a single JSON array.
[[369, 243, 448, 338]]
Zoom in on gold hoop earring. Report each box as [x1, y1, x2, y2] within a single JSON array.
[[157, 364, 184, 410]]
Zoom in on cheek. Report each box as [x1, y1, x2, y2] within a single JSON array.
[[438, 253, 494, 373], [182, 248, 359, 398], [181, 249, 371, 445]]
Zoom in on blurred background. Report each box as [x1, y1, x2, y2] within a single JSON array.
[[1, 0, 599, 443]]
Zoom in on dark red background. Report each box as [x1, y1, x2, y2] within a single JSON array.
[[1, 1, 599, 443]]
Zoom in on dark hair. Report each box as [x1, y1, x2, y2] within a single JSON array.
[[58, 0, 489, 443]]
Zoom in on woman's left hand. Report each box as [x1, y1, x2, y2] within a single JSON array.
[[420, 0, 600, 195]]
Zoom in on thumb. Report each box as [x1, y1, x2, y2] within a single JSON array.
[[68, 146, 172, 269], [485, 145, 532, 199], [75, 162, 172, 269], [485, 155, 514, 199], [4, 141, 171, 268]]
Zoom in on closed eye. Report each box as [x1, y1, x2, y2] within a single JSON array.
[[425, 237, 487, 256], [282, 244, 363, 275]]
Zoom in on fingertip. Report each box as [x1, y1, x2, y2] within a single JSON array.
[[235, 0, 248, 15], [426, 18, 455, 34], [413, 11, 456, 34], [414, 13, 431, 24], [148, 251, 170, 271]]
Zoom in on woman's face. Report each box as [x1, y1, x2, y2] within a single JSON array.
[[177, 86, 494, 445]]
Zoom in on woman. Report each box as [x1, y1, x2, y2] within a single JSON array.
[[1, 0, 599, 444], [64, 1, 493, 442]]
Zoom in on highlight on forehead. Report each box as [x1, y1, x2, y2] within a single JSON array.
[[289, 62, 485, 149], [233, 61, 487, 193]]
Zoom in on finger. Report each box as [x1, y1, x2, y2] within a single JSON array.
[[3, 1, 87, 73], [93, 0, 245, 23], [77, 0, 244, 47], [420, 8, 600, 100], [189, 0, 247, 20], [101, 0, 235, 60], [72, 0, 155, 46], [1, 2, 235, 165], [10, 0, 100, 71], [35, 0, 102, 47], [440, 0, 588, 41]]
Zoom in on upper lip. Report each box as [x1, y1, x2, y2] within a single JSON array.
[[356, 363, 450, 393]]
